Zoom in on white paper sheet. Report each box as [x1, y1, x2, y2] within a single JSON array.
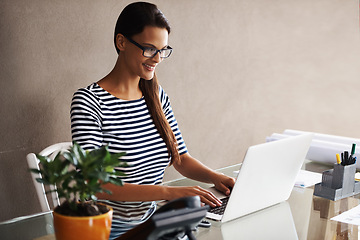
[[331, 204, 360, 225], [295, 170, 322, 188]]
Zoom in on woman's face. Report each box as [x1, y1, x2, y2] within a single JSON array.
[[122, 26, 169, 80]]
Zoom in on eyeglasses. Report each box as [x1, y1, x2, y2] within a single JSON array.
[[124, 36, 173, 59]]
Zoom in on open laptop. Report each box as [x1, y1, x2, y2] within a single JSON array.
[[206, 133, 313, 223]]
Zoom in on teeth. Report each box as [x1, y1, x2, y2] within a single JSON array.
[[144, 64, 155, 70]]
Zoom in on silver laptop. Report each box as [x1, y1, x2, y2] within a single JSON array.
[[206, 133, 313, 223]]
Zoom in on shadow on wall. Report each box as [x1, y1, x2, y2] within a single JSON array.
[[0, 4, 59, 221], [0, 82, 56, 221], [0, 0, 109, 221]]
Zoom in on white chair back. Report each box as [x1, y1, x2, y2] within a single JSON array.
[[26, 142, 72, 212]]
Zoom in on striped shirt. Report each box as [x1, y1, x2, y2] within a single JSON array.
[[70, 82, 188, 237]]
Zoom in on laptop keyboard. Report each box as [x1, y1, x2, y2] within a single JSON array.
[[209, 196, 230, 215]]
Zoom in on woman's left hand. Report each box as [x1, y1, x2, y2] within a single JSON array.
[[211, 172, 235, 196]]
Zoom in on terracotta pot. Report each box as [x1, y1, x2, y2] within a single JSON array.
[[53, 206, 113, 240]]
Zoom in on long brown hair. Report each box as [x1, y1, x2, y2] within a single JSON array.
[[114, 2, 179, 164]]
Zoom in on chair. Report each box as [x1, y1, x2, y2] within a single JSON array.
[[27, 142, 72, 212]]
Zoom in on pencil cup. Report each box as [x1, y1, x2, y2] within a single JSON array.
[[313, 163, 360, 201], [332, 164, 356, 195]]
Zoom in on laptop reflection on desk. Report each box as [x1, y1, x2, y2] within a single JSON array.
[[221, 201, 298, 240]]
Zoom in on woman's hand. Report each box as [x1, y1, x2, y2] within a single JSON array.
[[164, 185, 222, 208], [172, 153, 235, 206], [210, 172, 235, 196]]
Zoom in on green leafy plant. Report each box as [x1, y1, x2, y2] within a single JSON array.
[[30, 142, 126, 216]]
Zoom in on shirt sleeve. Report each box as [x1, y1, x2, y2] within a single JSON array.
[[70, 88, 103, 151], [159, 86, 188, 155]]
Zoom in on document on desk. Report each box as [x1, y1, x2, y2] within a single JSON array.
[[331, 204, 360, 225], [294, 170, 322, 188]]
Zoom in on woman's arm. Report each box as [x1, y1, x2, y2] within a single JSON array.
[[71, 88, 103, 150], [173, 153, 235, 196], [96, 182, 223, 207], [159, 89, 234, 203], [96, 153, 234, 207]]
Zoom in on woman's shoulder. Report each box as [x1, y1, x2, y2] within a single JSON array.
[[74, 82, 98, 94], [74, 82, 106, 97], [72, 83, 104, 105], [158, 85, 169, 101], [158, 85, 172, 111]]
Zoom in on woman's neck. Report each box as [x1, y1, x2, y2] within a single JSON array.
[[97, 58, 143, 100]]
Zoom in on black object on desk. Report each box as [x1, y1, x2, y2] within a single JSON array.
[[116, 196, 208, 240]]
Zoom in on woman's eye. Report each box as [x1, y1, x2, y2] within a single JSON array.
[[146, 48, 157, 54]]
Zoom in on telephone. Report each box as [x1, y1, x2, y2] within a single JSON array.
[[116, 196, 209, 240], [155, 195, 202, 214]]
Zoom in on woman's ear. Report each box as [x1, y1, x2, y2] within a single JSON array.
[[116, 34, 126, 52]]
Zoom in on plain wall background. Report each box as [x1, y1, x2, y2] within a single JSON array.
[[0, 0, 359, 222]]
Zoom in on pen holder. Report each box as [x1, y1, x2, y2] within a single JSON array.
[[313, 163, 360, 201]]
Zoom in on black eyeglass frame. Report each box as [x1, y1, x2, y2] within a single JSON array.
[[124, 36, 173, 59]]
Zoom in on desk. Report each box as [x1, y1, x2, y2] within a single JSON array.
[[1, 161, 360, 240]]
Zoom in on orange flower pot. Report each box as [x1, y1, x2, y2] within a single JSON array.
[[53, 206, 113, 240]]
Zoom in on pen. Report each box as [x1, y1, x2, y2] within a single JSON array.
[[351, 143, 356, 156], [344, 151, 349, 165], [350, 143, 357, 164], [336, 153, 341, 165]]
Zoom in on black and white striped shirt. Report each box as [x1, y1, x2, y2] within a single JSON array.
[[70, 82, 187, 224]]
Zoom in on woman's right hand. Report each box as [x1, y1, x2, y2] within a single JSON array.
[[164, 186, 222, 208]]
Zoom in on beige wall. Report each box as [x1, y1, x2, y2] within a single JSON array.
[[0, 0, 359, 221]]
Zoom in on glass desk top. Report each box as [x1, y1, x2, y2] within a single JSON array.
[[1, 161, 359, 240]]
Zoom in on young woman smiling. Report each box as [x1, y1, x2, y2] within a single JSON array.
[[70, 2, 235, 239]]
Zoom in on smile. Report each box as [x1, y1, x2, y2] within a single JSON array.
[[143, 63, 156, 71]]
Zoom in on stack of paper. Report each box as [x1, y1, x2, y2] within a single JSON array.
[[266, 129, 360, 169]]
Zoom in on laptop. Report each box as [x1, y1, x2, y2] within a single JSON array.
[[206, 133, 313, 223]]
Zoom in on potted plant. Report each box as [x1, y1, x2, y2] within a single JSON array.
[[30, 142, 126, 240]]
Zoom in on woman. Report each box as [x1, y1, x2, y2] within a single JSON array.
[[71, 2, 235, 239]]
